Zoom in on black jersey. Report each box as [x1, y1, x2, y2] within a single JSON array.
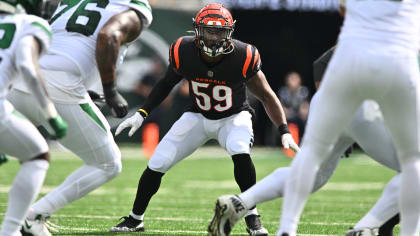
[[168, 36, 262, 120]]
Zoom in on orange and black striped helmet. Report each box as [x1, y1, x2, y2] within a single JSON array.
[[193, 3, 235, 57]]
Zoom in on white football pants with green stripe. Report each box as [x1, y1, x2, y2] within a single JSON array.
[[0, 99, 49, 236], [8, 85, 122, 216]]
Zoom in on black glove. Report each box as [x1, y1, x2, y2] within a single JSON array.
[[103, 82, 128, 118], [88, 90, 106, 108]]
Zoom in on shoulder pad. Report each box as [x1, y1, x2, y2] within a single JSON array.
[[22, 15, 52, 55], [242, 44, 261, 79], [128, 0, 153, 28]]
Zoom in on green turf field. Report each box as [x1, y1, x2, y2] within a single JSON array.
[[0, 145, 397, 235]]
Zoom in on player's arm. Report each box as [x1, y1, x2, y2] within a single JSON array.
[[15, 36, 67, 139], [313, 46, 335, 89], [247, 71, 300, 152], [95, 9, 142, 118], [115, 66, 183, 136]]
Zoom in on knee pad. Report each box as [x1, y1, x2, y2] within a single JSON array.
[[227, 140, 250, 156], [96, 158, 122, 180], [148, 142, 177, 173]]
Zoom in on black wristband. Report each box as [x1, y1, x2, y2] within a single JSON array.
[[278, 124, 290, 136], [102, 81, 117, 97]]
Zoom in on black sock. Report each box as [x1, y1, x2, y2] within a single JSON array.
[[232, 154, 257, 210], [131, 167, 165, 216], [378, 214, 399, 236]]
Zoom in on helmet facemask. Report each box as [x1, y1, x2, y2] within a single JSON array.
[[195, 23, 234, 57]]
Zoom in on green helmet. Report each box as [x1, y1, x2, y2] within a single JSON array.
[[0, 0, 57, 19], [19, 0, 58, 19]]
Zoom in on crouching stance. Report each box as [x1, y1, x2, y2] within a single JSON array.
[[111, 3, 299, 236]]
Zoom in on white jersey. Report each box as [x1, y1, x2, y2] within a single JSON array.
[[0, 14, 51, 99], [41, 0, 152, 95], [339, 0, 420, 52]]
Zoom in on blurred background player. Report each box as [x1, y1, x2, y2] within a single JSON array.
[[0, 0, 67, 235], [110, 3, 299, 236], [7, 0, 152, 235], [277, 1, 420, 235]]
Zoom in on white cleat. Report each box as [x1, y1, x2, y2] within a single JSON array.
[[208, 195, 248, 236], [21, 214, 52, 236], [345, 227, 379, 236]]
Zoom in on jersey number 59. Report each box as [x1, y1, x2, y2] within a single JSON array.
[[191, 81, 233, 112]]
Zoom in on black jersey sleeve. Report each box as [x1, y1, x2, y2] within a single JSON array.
[[243, 44, 262, 80], [313, 46, 335, 83], [141, 65, 183, 113]]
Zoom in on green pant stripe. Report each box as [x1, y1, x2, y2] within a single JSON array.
[[130, 0, 151, 11], [80, 104, 106, 131]]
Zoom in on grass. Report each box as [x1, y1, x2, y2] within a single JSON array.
[[0, 145, 397, 235]]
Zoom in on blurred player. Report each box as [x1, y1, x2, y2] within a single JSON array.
[[110, 3, 299, 236], [207, 45, 404, 236], [277, 1, 420, 235], [0, 0, 68, 235], [7, 0, 152, 235]]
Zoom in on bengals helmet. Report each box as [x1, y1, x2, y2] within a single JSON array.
[[193, 3, 235, 57]]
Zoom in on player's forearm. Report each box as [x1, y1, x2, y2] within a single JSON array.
[[141, 76, 179, 114], [17, 36, 58, 119], [22, 70, 58, 119], [96, 30, 122, 86], [262, 95, 288, 127]]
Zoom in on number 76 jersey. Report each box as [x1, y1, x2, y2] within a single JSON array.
[[47, 0, 152, 79]]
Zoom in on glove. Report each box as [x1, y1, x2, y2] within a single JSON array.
[[88, 90, 104, 101], [115, 112, 144, 137], [281, 133, 301, 153], [48, 116, 68, 139], [88, 90, 106, 108], [278, 124, 300, 153], [103, 82, 128, 118]]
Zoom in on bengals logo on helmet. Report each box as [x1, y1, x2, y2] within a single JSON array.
[[193, 3, 235, 57]]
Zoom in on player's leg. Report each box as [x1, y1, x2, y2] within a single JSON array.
[[26, 99, 122, 219], [278, 43, 365, 235], [110, 112, 210, 232], [345, 102, 400, 235], [0, 102, 49, 236], [346, 174, 400, 236], [376, 52, 420, 236], [348, 101, 400, 171], [217, 111, 268, 235]]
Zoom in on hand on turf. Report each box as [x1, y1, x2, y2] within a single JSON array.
[[48, 116, 68, 139], [281, 133, 300, 153], [115, 112, 144, 137]]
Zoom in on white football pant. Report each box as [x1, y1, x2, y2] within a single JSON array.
[[280, 39, 420, 236], [148, 111, 253, 173]]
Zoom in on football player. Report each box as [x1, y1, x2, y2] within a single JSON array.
[[207, 46, 403, 236], [7, 0, 152, 235], [277, 1, 420, 235], [0, 0, 68, 235], [111, 3, 299, 236]]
